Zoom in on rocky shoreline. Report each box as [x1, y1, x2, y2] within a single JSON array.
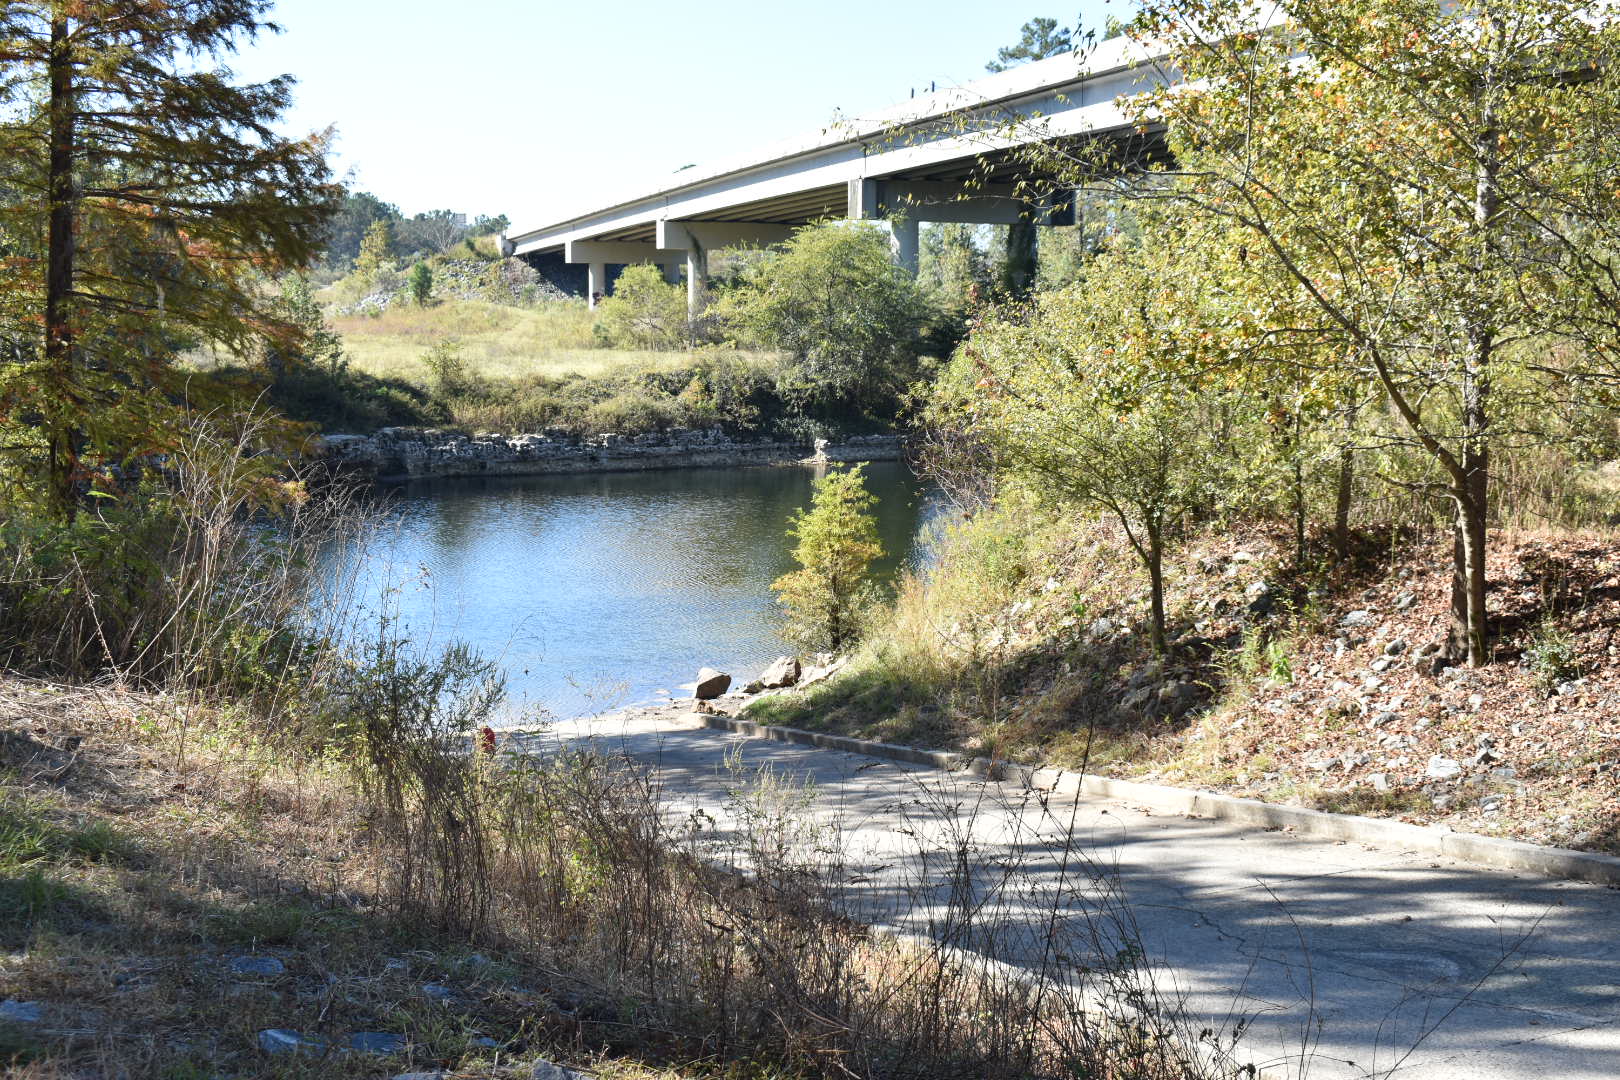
[[314, 426, 903, 481]]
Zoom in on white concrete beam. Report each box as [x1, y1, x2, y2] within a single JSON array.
[[847, 178, 881, 220], [890, 181, 1076, 226], [656, 220, 798, 251], [565, 239, 683, 264], [684, 246, 708, 315]]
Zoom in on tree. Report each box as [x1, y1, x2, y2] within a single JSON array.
[[0, 1, 337, 519], [468, 213, 509, 238], [988, 17, 1076, 296], [355, 218, 396, 282], [593, 264, 688, 350], [261, 277, 343, 381], [323, 189, 399, 268], [986, 17, 1073, 72], [1127, 0, 1620, 664], [718, 223, 932, 412], [919, 223, 989, 317], [932, 239, 1232, 654], [397, 209, 467, 256], [773, 465, 884, 653], [408, 262, 433, 306]]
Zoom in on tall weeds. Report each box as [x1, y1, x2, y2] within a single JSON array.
[[338, 661, 1241, 1078], [0, 410, 373, 732]]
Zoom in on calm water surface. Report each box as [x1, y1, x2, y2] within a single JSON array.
[[338, 462, 932, 719]]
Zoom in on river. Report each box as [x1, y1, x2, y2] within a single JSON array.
[[334, 461, 935, 720]]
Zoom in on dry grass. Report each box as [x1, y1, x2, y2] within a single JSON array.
[[0, 680, 511, 1078], [0, 667, 1246, 1080], [0, 680, 793, 1079], [329, 298, 782, 385]]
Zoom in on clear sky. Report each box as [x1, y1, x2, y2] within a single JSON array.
[[232, 0, 1120, 224]]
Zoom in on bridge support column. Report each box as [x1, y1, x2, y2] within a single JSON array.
[[587, 262, 607, 309], [564, 240, 687, 308], [685, 244, 709, 315], [888, 216, 919, 276], [662, 262, 683, 286], [658, 220, 795, 317]]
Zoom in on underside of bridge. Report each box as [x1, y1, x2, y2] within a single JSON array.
[[517, 123, 1167, 313]]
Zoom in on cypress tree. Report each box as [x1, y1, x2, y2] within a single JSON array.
[[0, 2, 338, 518]]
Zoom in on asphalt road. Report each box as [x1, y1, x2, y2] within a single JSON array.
[[511, 708, 1620, 1080]]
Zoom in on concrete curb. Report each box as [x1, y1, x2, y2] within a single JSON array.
[[699, 713, 1620, 887]]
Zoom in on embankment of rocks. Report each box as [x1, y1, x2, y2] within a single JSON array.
[[314, 426, 902, 481]]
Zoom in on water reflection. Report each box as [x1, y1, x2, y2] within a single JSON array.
[[335, 461, 932, 719]]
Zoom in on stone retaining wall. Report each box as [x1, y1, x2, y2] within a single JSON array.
[[314, 427, 902, 481]]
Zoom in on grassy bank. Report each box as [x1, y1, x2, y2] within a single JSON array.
[[281, 220, 940, 441], [331, 299, 724, 383], [226, 292, 888, 441], [746, 494, 1620, 856]]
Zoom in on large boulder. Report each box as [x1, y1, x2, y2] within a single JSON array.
[[693, 667, 732, 700], [798, 656, 848, 687], [758, 656, 801, 689]]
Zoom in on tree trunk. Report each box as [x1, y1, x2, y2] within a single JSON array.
[[1146, 524, 1167, 655], [1292, 456, 1306, 568], [1450, 395, 1490, 665], [1449, 520, 1469, 661], [1449, 89, 1500, 667], [1332, 399, 1358, 560], [44, 14, 77, 521]]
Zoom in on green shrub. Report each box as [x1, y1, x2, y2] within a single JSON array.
[[1525, 617, 1581, 690], [408, 261, 433, 305], [594, 264, 689, 350], [1232, 626, 1293, 685], [421, 341, 471, 398]]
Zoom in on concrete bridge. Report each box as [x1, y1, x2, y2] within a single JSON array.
[[501, 35, 1167, 311]]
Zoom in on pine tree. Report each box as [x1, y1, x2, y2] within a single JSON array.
[[772, 466, 884, 653], [0, 1, 338, 519], [408, 262, 433, 306], [985, 17, 1073, 72]]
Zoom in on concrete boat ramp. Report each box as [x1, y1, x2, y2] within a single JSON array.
[[510, 708, 1620, 1079]]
